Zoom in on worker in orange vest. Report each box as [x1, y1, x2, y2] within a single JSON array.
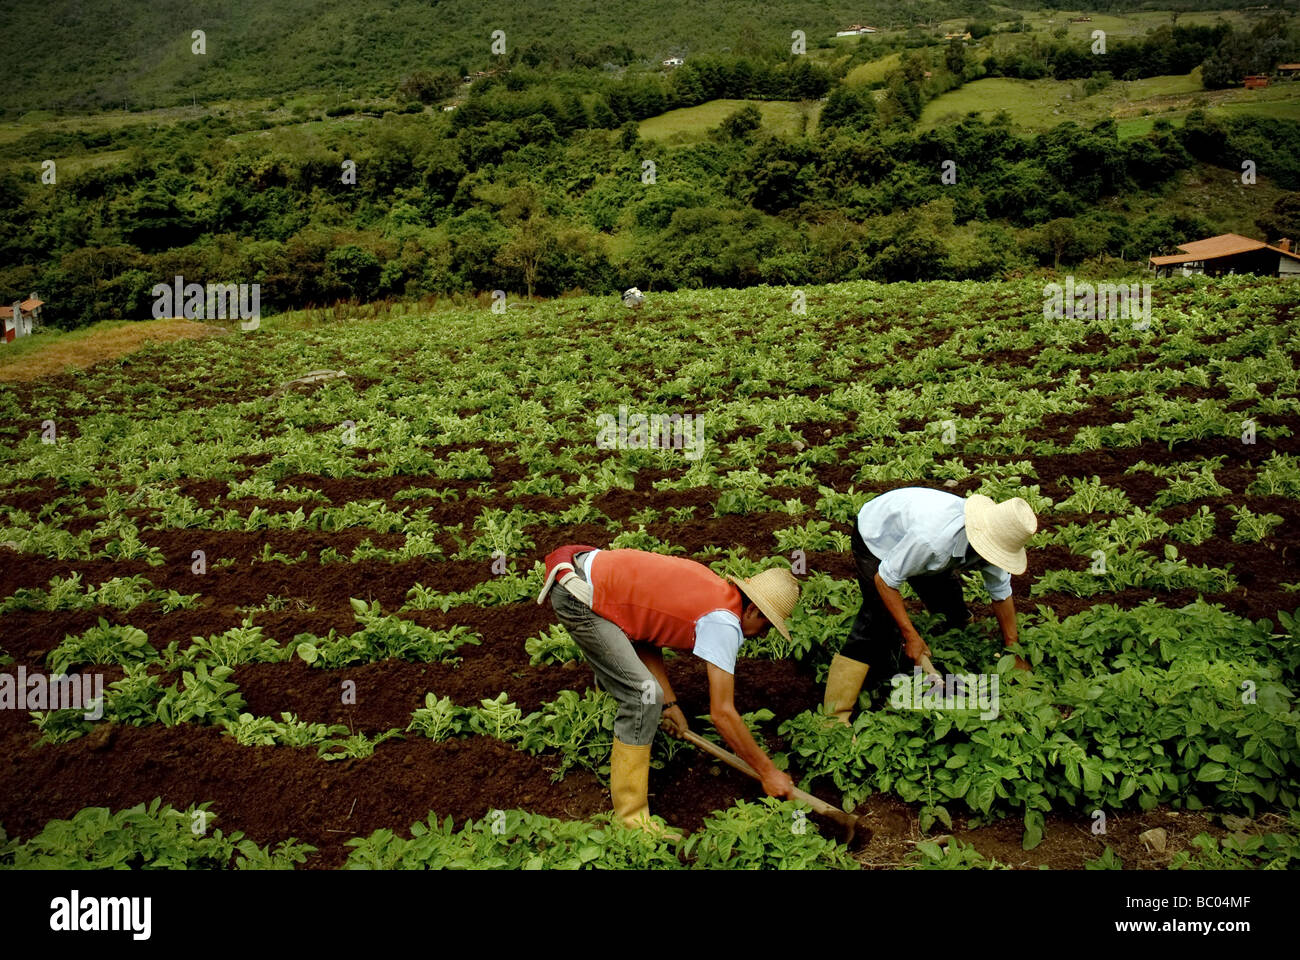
[[537, 545, 800, 832]]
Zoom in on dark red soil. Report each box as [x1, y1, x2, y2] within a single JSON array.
[[0, 724, 610, 869]]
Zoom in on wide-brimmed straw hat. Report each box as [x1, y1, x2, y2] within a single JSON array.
[[964, 494, 1038, 575], [727, 567, 800, 641]]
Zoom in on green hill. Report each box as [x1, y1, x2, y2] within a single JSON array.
[[638, 99, 822, 142], [3, 0, 990, 112], [921, 71, 1300, 135]]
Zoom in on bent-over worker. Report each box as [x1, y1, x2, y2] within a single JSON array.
[[538, 545, 800, 831], [823, 488, 1038, 724]]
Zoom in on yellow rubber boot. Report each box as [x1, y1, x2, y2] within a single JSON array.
[[611, 738, 652, 827], [824, 653, 869, 725], [610, 738, 680, 840]]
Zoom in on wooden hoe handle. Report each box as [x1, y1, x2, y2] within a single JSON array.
[[675, 727, 855, 825]]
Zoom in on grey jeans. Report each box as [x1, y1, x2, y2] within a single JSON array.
[[549, 555, 664, 746]]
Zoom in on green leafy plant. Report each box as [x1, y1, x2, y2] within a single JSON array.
[[166, 620, 290, 669], [903, 837, 1005, 870], [1229, 505, 1283, 544], [294, 599, 480, 667], [524, 624, 584, 665], [679, 798, 858, 870], [467, 693, 526, 742], [1084, 845, 1123, 870], [343, 810, 683, 870], [221, 712, 350, 747], [47, 619, 157, 674], [319, 728, 404, 761], [1169, 505, 1216, 545], [0, 799, 314, 869], [406, 694, 473, 741]]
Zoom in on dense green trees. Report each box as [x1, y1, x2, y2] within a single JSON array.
[[1201, 14, 1293, 88], [6, 99, 1298, 329]]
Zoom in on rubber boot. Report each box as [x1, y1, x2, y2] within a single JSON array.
[[611, 738, 652, 827], [610, 738, 681, 839], [824, 653, 870, 725]]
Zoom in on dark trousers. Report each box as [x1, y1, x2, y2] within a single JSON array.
[[840, 524, 970, 691]]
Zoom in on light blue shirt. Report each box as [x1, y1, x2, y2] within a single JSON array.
[[856, 488, 1013, 601], [577, 549, 744, 674]]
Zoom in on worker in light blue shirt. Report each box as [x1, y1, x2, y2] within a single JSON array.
[[823, 487, 1038, 723]]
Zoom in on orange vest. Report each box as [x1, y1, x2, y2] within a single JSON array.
[[588, 549, 744, 649]]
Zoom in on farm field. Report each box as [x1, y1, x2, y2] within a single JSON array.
[[1, 277, 1299, 870], [920, 73, 1300, 135], [843, 52, 905, 87], [944, 8, 1258, 45], [637, 98, 822, 142]]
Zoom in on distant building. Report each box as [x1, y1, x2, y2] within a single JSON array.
[[1069, 16, 1093, 23], [944, 31, 973, 41], [836, 25, 878, 37], [1278, 63, 1300, 76], [662, 57, 684, 67], [0, 296, 43, 343], [1244, 74, 1270, 88], [1149, 234, 1300, 278]]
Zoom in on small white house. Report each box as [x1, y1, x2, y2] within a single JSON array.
[[836, 25, 878, 37], [0, 295, 42, 343], [662, 57, 684, 67]]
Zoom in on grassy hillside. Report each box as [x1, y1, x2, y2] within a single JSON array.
[[843, 52, 905, 86], [2, 0, 996, 112], [5, 1, 1286, 113], [921, 72, 1300, 134], [638, 98, 823, 141]]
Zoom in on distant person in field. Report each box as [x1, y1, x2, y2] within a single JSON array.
[[823, 489, 1038, 724], [538, 545, 800, 832]]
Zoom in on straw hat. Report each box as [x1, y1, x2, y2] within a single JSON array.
[[964, 494, 1037, 575], [727, 568, 800, 641]]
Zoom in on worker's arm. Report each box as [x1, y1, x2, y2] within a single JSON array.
[[990, 596, 1030, 670], [634, 643, 689, 736], [706, 662, 793, 798], [875, 573, 930, 665], [990, 596, 1017, 644]]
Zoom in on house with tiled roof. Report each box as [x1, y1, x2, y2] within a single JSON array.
[[1149, 234, 1300, 278]]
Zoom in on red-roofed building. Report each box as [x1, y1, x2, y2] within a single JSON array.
[[1149, 234, 1300, 278]]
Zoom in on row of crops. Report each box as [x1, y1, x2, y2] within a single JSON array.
[[1, 275, 1298, 868]]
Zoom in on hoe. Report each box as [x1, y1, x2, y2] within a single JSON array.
[[671, 725, 873, 849]]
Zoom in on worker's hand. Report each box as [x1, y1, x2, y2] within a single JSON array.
[[762, 768, 795, 799], [903, 634, 931, 665], [660, 704, 690, 738]]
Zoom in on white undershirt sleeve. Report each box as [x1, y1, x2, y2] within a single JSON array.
[[692, 610, 744, 675]]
